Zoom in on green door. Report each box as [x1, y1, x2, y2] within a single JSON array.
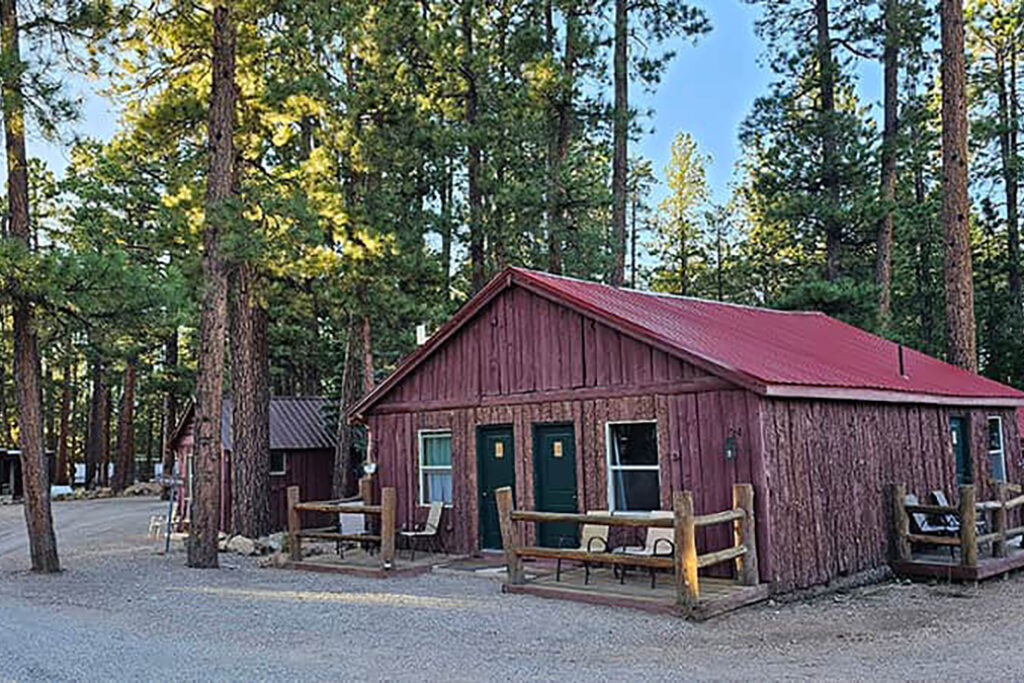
[[950, 416, 972, 485], [477, 425, 515, 550], [533, 423, 578, 548]]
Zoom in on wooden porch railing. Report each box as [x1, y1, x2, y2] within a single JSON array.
[[495, 484, 759, 606], [286, 482, 397, 569], [891, 483, 1024, 567]]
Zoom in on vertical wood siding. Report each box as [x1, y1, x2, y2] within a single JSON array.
[[377, 287, 709, 407], [759, 399, 1022, 592]]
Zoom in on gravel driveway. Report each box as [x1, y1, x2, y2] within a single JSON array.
[[3, 497, 1024, 681]]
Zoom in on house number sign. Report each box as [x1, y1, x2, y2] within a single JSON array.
[[495, 442, 505, 459], [553, 441, 563, 458]]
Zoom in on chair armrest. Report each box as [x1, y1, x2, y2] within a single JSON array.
[[652, 538, 675, 556], [586, 537, 609, 553]]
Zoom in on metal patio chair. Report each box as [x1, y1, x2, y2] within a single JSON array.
[[400, 501, 444, 561], [555, 510, 610, 585], [612, 511, 675, 588]]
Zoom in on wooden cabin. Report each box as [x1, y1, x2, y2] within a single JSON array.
[[350, 268, 1024, 593], [170, 396, 336, 532]]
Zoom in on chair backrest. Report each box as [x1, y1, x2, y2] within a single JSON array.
[[579, 510, 610, 551], [905, 493, 931, 533], [645, 511, 675, 553], [929, 490, 961, 529], [425, 501, 444, 533]]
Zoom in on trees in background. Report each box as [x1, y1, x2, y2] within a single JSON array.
[[8, 0, 1024, 571]]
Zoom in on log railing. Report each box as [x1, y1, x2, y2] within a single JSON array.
[[891, 483, 1024, 568], [496, 483, 759, 606], [286, 483, 397, 570]]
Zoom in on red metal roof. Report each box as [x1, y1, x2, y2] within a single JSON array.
[[512, 268, 1024, 403], [351, 268, 1024, 416]]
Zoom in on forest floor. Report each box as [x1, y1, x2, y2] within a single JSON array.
[[3, 497, 1024, 680]]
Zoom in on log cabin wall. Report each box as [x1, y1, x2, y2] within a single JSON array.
[[759, 400, 1022, 592]]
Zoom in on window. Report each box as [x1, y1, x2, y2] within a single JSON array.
[[606, 422, 660, 512], [270, 451, 286, 476], [988, 417, 1007, 483], [418, 431, 453, 505]]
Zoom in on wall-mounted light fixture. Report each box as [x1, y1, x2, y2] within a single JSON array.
[[724, 435, 737, 461], [363, 462, 378, 476]]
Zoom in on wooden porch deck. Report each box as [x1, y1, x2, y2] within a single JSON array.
[[503, 565, 769, 620], [894, 543, 1024, 582], [890, 483, 1024, 583]]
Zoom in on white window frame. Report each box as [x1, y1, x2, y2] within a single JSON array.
[[418, 429, 453, 507], [988, 416, 1007, 483], [269, 451, 287, 476], [605, 420, 661, 513]]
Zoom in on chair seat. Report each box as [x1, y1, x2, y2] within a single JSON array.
[[399, 530, 436, 538], [613, 546, 653, 556]]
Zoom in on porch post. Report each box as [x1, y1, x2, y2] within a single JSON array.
[[890, 484, 910, 563], [286, 485, 301, 561], [959, 484, 978, 567], [994, 483, 1008, 558], [495, 486, 524, 584], [380, 486, 396, 570], [674, 490, 699, 607], [733, 484, 759, 586]]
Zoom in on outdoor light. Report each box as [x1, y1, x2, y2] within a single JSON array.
[[363, 462, 378, 476], [724, 435, 737, 461]]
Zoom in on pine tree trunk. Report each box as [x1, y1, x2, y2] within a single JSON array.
[[85, 358, 104, 488], [361, 313, 374, 396], [55, 357, 71, 486], [112, 360, 135, 492], [940, 0, 977, 371], [160, 330, 178, 496], [229, 262, 271, 538], [440, 158, 453, 291], [462, 0, 484, 291], [333, 319, 360, 499], [610, 0, 628, 287], [999, 47, 1022, 316], [815, 0, 842, 281], [188, 0, 236, 569], [2, 0, 59, 572], [876, 0, 899, 325], [0, 311, 8, 445], [99, 385, 110, 485]]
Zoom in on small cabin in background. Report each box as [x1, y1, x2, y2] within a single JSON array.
[[350, 267, 1024, 594], [170, 396, 336, 532]]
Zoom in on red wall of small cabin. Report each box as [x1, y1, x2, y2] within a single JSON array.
[[170, 410, 334, 533]]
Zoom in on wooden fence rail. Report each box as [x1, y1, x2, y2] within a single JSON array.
[[496, 483, 759, 606], [891, 483, 1024, 568], [286, 484, 397, 570]]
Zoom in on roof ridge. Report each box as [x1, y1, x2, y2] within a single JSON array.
[[512, 267, 823, 316]]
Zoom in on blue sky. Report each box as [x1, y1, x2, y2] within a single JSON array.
[[24, 2, 854, 207], [635, 1, 772, 204]]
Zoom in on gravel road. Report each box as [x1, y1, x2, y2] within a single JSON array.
[[3, 497, 1024, 681]]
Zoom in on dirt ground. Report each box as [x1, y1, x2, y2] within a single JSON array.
[[3, 497, 1024, 680]]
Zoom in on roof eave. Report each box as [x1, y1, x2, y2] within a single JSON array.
[[764, 383, 1024, 407]]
